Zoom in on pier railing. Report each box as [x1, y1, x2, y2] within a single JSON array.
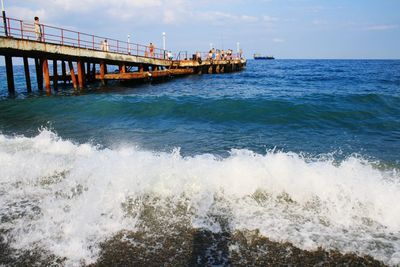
[[0, 16, 168, 60]]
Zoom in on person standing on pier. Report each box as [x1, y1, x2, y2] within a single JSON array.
[[101, 39, 109, 52], [34, 16, 42, 41], [149, 42, 155, 58]]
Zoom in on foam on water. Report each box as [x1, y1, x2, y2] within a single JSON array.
[[0, 130, 399, 265]]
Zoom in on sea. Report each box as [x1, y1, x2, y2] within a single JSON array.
[[0, 59, 399, 266]]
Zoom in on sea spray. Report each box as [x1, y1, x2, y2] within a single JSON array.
[[1, 130, 399, 265]]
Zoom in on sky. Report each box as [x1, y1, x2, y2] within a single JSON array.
[[2, 0, 400, 59]]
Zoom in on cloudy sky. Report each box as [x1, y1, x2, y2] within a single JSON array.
[[4, 0, 400, 59]]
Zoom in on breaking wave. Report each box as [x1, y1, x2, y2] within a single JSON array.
[[0, 130, 399, 265]]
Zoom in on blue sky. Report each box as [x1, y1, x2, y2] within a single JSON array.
[[3, 0, 400, 59]]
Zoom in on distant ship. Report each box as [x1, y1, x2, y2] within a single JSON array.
[[253, 53, 275, 60]]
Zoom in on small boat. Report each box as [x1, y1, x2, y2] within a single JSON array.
[[253, 53, 275, 60]]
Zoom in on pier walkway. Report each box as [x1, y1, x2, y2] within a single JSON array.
[[0, 16, 246, 94]]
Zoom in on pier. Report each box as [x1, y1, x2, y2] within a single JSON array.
[[0, 16, 246, 94]]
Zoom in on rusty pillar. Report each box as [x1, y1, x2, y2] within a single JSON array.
[[100, 61, 106, 86], [216, 65, 220, 74], [77, 60, 85, 89], [119, 63, 126, 73], [61, 61, 67, 85], [139, 64, 144, 72], [23, 57, 32, 93], [220, 65, 225, 73], [4, 55, 15, 94], [35, 58, 43, 90], [42, 59, 51, 93], [208, 65, 213, 74], [53, 60, 58, 90], [68, 61, 78, 90]]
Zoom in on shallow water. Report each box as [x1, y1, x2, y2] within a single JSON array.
[[0, 60, 399, 265]]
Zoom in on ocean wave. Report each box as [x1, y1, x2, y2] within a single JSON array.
[[0, 130, 399, 265]]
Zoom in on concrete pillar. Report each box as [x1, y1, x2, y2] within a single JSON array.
[[86, 62, 91, 82], [68, 61, 78, 90], [61, 61, 67, 85], [35, 58, 43, 90], [91, 63, 96, 81], [5, 55, 15, 93], [23, 57, 32, 93]]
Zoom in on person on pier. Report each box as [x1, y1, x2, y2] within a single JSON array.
[[149, 42, 155, 58], [34, 17, 42, 41], [101, 39, 109, 52]]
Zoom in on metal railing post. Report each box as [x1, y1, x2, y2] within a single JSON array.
[[7, 17, 10, 36], [77, 32, 80, 47], [41, 24, 45, 42], [92, 35, 95, 49], [20, 20, 23, 39], [61, 29, 64, 45]]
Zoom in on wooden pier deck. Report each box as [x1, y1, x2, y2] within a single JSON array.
[[0, 16, 246, 94]]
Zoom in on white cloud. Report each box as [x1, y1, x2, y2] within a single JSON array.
[[272, 38, 285, 43], [7, 7, 47, 21], [312, 19, 327, 26], [263, 16, 279, 23], [163, 10, 177, 24], [365, 24, 399, 31], [197, 11, 259, 24]]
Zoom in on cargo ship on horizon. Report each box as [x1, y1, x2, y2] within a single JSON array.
[[253, 53, 275, 60]]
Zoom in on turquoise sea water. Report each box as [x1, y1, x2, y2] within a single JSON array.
[[1, 60, 399, 161], [1, 60, 400, 265]]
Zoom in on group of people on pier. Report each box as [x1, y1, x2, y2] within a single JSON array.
[[207, 48, 243, 61]]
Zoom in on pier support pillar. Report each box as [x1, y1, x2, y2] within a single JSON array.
[[5, 55, 15, 94], [53, 60, 58, 91], [86, 62, 91, 83], [77, 60, 85, 89], [23, 57, 32, 93], [91, 63, 96, 82], [35, 58, 43, 91], [61, 61, 67, 85], [100, 61, 106, 86], [119, 63, 126, 73], [68, 61, 78, 90], [216, 65, 220, 74], [208, 65, 213, 74], [42, 59, 51, 93]]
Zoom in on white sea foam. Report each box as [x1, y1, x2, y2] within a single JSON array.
[[0, 130, 399, 265]]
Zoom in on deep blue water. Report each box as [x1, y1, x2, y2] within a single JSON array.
[[0, 59, 399, 163]]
